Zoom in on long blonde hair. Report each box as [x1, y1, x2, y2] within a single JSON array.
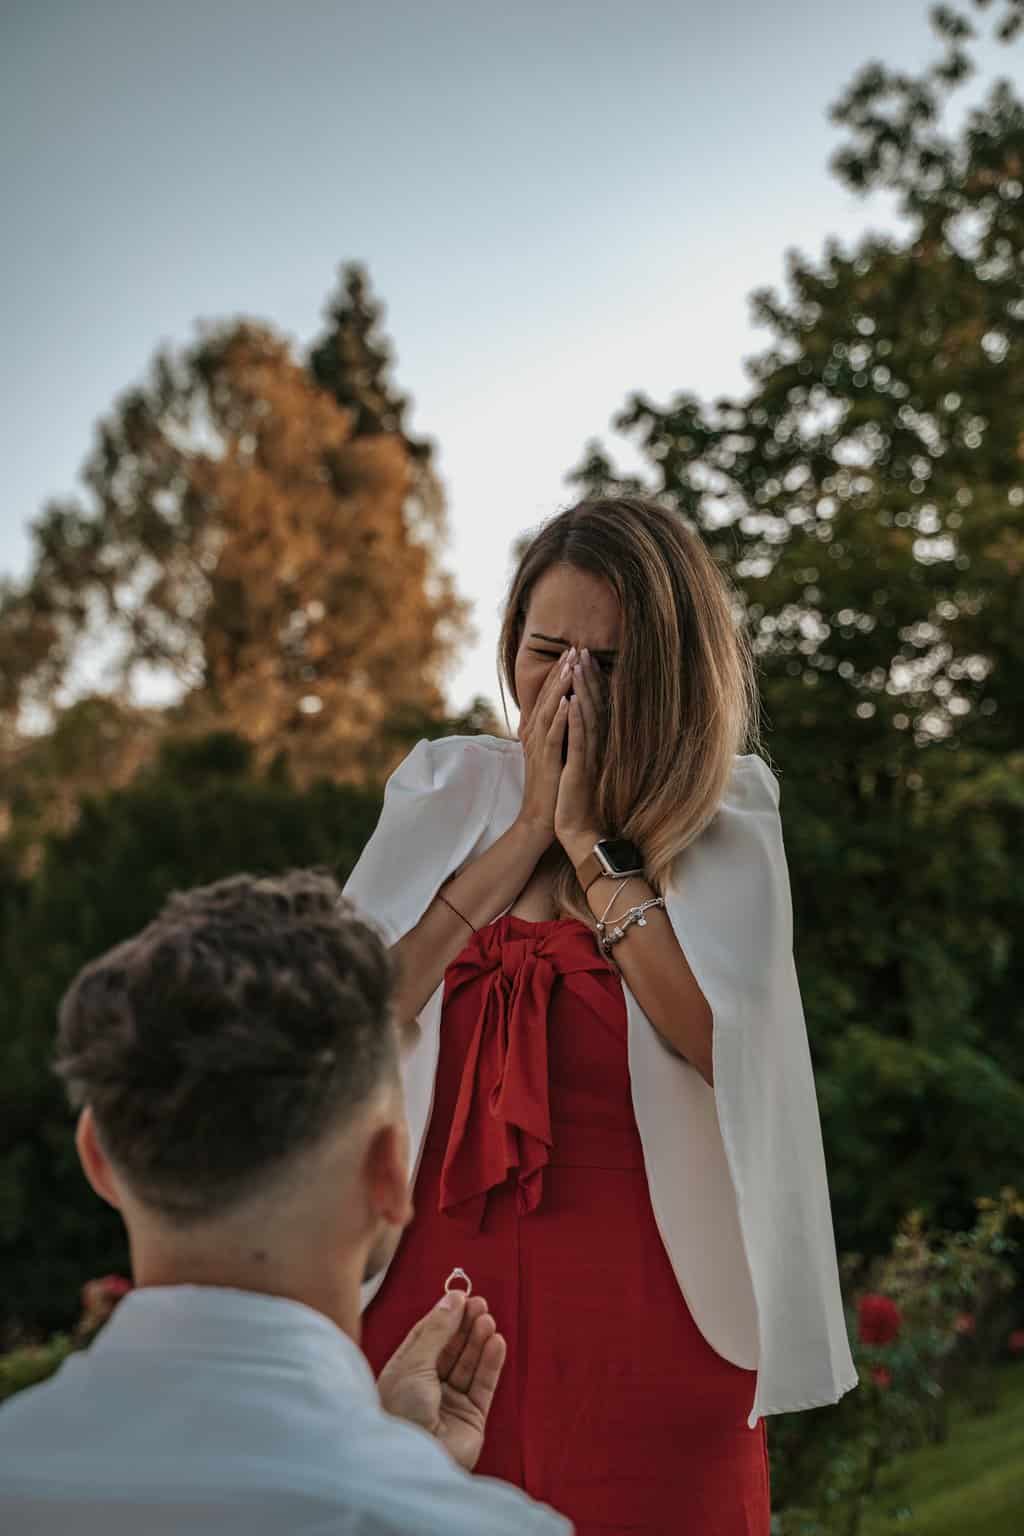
[[499, 497, 760, 921]]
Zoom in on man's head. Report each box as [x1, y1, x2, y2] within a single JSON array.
[[54, 871, 413, 1303]]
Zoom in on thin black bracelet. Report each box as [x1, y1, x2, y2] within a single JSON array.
[[437, 891, 475, 935]]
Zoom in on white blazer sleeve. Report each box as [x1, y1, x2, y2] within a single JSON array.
[[343, 736, 506, 945], [659, 754, 857, 1420]]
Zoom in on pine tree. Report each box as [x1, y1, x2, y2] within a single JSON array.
[[309, 263, 445, 534]]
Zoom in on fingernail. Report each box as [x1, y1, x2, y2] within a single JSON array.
[[581, 648, 591, 664], [439, 1291, 462, 1311]]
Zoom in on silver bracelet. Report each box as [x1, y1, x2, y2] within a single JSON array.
[[597, 878, 633, 927], [597, 895, 666, 956]]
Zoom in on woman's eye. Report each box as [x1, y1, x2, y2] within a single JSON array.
[[529, 649, 563, 662]]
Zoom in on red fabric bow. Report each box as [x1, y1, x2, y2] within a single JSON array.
[[438, 919, 614, 1229]]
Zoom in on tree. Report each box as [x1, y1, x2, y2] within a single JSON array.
[[0, 696, 160, 864], [309, 264, 443, 515], [572, 0, 1024, 1252], [0, 277, 469, 787]]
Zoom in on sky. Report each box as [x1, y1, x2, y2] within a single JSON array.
[[1, 0, 1011, 714]]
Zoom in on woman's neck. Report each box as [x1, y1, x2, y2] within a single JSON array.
[[507, 844, 577, 922]]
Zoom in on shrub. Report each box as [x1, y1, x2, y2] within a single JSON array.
[[770, 1189, 1021, 1535], [0, 733, 382, 1339]]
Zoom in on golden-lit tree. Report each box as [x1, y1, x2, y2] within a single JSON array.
[[0, 316, 469, 786]]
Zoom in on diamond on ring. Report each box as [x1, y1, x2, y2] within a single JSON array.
[[444, 1266, 472, 1297]]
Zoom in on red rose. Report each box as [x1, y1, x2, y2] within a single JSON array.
[[858, 1293, 902, 1346], [98, 1274, 133, 1299], [79, 1274, 133, 1334], [1008, 1329, 1024, 1355], [871, 1366, 892, 1390], [953, 1312, 975, 1337]]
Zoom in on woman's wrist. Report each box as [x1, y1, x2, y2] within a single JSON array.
[[560, 828, 607, 873], [511, 813, 558, 863], [439, 816, 552, 934]]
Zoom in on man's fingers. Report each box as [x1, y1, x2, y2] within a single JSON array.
[[467, 1332, 507, 1416], [395, 1289, 468, 1369], [435, 1295, 486, 1379], [444, 1311, 497, 1395]]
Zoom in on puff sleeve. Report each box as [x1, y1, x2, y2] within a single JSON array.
[[343, 736, 507, 945]]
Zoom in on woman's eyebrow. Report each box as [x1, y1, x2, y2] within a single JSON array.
[[530, 631, 618, 658]]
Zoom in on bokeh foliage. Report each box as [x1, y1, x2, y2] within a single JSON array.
[[572, 1, 1024, 1252], [0, 734, 383, 1337], [0, 266, 469, 803]]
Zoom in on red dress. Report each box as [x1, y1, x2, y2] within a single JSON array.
[[362, 915, 770, 1535]]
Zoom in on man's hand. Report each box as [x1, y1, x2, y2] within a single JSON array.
[[375, 1292, 506, 1471]]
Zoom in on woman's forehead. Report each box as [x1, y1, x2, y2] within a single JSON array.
[[523, 564, 621, 650]]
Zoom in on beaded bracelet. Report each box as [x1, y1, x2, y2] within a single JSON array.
[[596, 895, 666, 956]]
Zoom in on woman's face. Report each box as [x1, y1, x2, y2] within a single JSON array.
[[513, 562, 622, 733]]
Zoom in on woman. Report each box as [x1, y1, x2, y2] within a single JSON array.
[[346, 497, 856, 1535]]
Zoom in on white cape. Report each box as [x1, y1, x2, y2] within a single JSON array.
[[344, 734, 857, 1424]]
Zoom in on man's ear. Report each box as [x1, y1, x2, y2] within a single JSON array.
[[75, 1106, 123, 1211], [362, 1117, 413, 1232]]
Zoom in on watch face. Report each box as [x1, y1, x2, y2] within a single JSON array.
[[598, 838, 644, 874]]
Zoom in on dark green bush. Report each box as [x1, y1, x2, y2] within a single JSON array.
[[0, 732, 382, 1340]]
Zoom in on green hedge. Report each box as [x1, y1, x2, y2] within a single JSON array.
[[0, 733, 382, 1339]]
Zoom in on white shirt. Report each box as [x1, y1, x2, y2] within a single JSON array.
[[0, 1285, 570, 1536], [345, 735, 858, 1425]]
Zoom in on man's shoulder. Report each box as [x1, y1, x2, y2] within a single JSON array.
[[0, 1353, 87, 1437], [335, 1411, 569, 1535], [0, 1333, 568, 1536], [0, 1383, 568, 1536]]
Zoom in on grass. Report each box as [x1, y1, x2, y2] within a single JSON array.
[[860, 1362, 1024, 1536]]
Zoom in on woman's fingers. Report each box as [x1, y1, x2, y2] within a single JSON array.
[[530, 647, 574, 740], [566, 692, 586, 774], [545, 694, 569, 762], [573, 654, 603, 759]]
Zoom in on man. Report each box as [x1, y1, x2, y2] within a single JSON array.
[[0, 872, 569, 1535]]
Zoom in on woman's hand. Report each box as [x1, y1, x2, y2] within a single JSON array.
[[555, 648, 608, 865], [515, 646, 574, 847]]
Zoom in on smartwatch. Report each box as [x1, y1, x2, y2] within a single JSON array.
[[575, 838, 645, 895]]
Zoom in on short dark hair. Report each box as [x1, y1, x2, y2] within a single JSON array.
[[54, 871, 396, 1224]]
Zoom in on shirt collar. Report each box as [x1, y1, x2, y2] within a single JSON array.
[[89, 1284, 378, 1402]]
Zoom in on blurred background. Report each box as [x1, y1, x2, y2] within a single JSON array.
[[2, 2, 1022, 1530]]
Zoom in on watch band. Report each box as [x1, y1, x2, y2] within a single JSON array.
[[577, 852, 608, 896], [576, 840, 646, 896]]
